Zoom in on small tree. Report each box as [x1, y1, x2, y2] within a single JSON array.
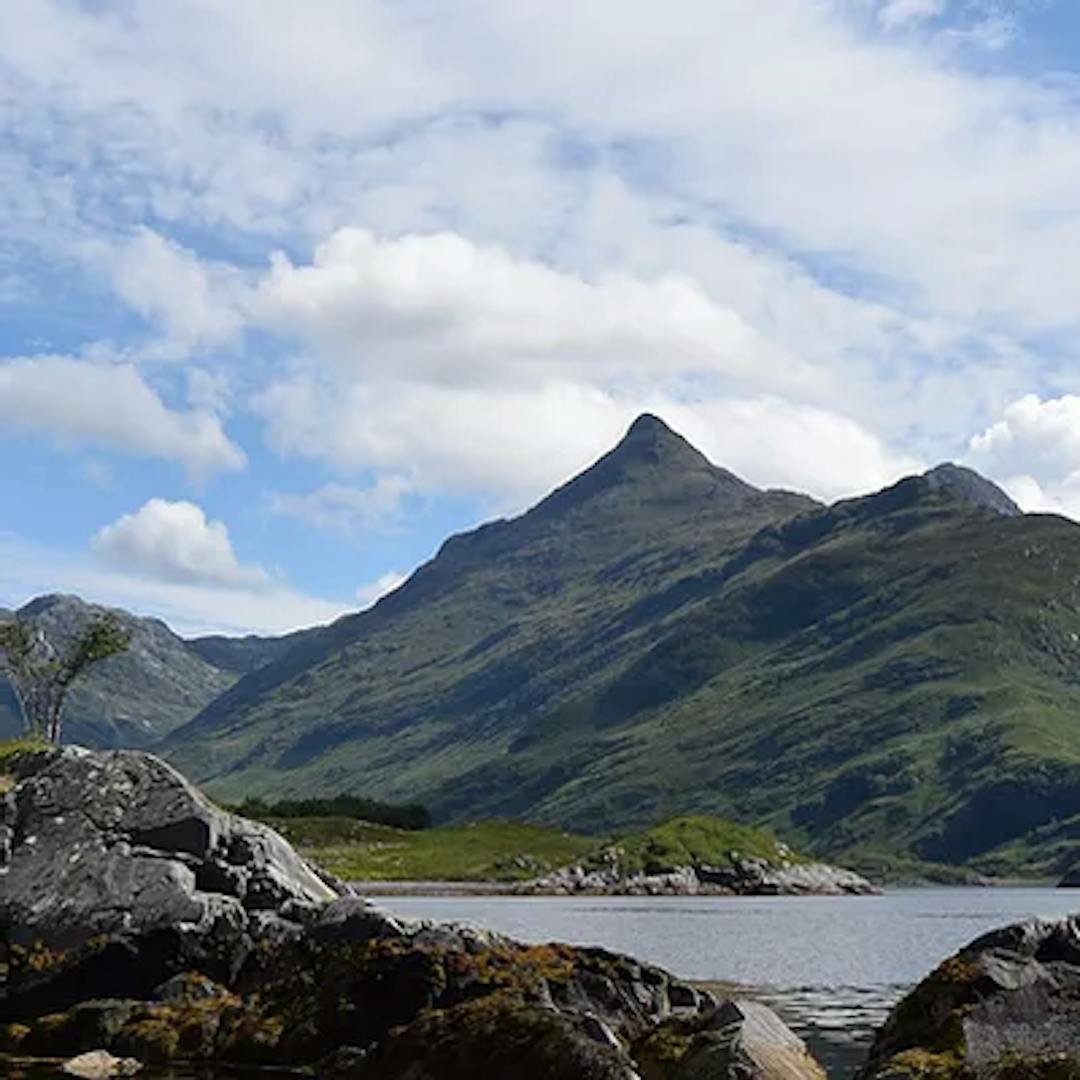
[[0, 613, 131, 744]]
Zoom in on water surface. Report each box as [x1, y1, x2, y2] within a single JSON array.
[[382, 887, 1080, 1077]]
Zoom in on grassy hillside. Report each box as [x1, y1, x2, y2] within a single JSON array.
[[273, 817, 599, 882], [162, 416, 1080, 877], [271, 812, 797, 883]]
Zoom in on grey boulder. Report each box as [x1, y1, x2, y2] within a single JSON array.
[[860, 915, 1080, 1079], [0, 745, 344, 949], [674, 1000, 826, 1080]]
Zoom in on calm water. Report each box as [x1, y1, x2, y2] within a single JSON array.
[[6, 889, 1076, 1079], [382, 887, 1080, 1077]]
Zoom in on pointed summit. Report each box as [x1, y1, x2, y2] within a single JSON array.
[[533, 412, 756, 522], [921, 463, 1021, 518], [605, 412, 715, 472]]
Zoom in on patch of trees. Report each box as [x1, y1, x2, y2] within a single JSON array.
[[234, 793, 431, 831]]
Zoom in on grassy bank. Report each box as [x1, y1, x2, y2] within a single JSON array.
[[273, 812, 804, 884], [270, 817, 600, 882]]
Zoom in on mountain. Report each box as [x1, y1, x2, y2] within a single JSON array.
[[161, 415, 1080, 877], [188, 630, 308, 675], [164, 414, 817, 784], [0, 595, 240, 747]]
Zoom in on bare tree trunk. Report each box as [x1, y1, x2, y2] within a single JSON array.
[[46, 690, 65, 744]]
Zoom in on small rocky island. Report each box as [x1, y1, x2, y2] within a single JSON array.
[[518, 843, 877, 897], [1, 745, 828, 1078]]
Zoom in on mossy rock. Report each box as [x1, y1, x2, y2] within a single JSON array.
[[634, 1024, 695, 1080], [359, 997, 631, 1080], [112, 1016, 182, 1063]]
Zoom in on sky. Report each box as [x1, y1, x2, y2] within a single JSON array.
[[4, 0, 1080, 636]]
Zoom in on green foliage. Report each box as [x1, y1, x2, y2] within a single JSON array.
[[233, 793, 431, 830], [593, 815, 796, 876], [275, 817, 601, 881]]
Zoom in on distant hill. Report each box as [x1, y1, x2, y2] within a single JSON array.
[[188, 630, 308, 676], [0, 595, 240, 747], [160, 415, 1080, 878]]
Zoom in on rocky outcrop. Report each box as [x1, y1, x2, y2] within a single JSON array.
[[859, 916, 1080, 1080], [1, 745, 823, 1080], [519, 856, 877, 896], [0, 745, 343, 951]]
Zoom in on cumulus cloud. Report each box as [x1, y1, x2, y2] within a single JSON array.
[[246, 228, 918, 508], [0, 530, 346, 637], [249, 228, 795, 390], [0, 356, 245, 478], [969, 394, 1080, 478], [967, 394, 1080, 521], [269, 477, 411, 532], [112, 228, 244, 353], [257, 373, 918, 509], [92, 499, 268, 588]]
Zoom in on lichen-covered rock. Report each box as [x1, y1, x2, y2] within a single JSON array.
[[0, 745, 344, 951], [860, 916, 1080, 1080]]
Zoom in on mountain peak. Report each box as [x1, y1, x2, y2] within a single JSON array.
[[922, 463, 1021, 518], [607, 412, 711, 469]]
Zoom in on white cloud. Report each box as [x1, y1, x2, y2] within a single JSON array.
[[663, 398, 923, 500], [967, 394, 1080, 521], [257, 373, 918, 509], [0, 355, 246, 478], [356, 571, 408, 609], [6, 0, 1080, 543], [92, 499, 268, 588], [969, 394, 1080, 478], [269, 477, 411, 532], [249, 227, 796, 390], [995, 473, 1080, 521], [0, 532, 347, 637], [112, 228, 244, 354], [878, 0, 947, 31]]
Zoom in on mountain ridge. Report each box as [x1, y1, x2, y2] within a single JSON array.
[[156, 416, 1080, 878]]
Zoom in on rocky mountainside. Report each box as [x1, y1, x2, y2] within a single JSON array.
[[159, 414, 1080, 878], [0, 595, 243, 747]]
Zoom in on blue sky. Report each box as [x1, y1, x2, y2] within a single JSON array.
[[3, 0, 1080, 635]]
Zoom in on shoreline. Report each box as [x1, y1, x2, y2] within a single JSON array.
[[349, 877, 1059, 896]]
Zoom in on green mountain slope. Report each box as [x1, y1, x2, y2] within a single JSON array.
[[163, 415, 1080, 876], [0, 595, 238, 747]]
